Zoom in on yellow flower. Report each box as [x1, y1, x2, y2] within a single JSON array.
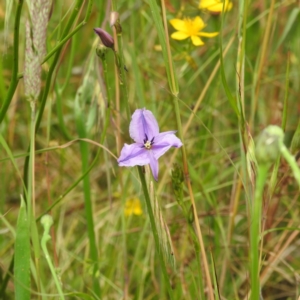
[[124, 198, 143, 216], [199, 0, 233, 13], [170, 16, 219, 46]]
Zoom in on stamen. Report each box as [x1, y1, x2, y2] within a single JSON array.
[[144, 140, 152, 150]]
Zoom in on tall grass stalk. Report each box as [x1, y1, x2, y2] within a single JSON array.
[[251, 0, 276, 127], [157, 36, 235, 195], [75, 71, 101, 295], [149, 0, 215, 296], [28, 100, 43, 297]]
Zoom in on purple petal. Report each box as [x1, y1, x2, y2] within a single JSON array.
[[129, 108, 159, 143], [118, 143, 149, 166], [148, 150, 159, 181], [152, 132, 183, 159]]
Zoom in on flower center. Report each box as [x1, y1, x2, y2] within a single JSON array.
[[144, 140, 152, 149], [143, 134, 154, 150], [184, 18, 199, 36]]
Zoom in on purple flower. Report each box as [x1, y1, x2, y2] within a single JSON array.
[[93, 28, 114, 49], [118, 108, 183, 181]]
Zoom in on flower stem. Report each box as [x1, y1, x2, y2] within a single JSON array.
[[41, 215, 65, 300], [250, 163, 269, 299], [137, 167, 174, 299], [280, 144, 300, 187], [151, 0, 215, 295]]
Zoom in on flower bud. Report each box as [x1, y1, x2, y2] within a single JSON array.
[[96, 44, 107, 60], [41, 214, 53, 229], [255, 125, 284, 164], [93, 28, 114, 49]]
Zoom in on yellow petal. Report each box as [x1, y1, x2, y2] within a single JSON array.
[[124, 207, 133, 216], [133, 206, 143, 215], [124, 198, 143, 216], [192, 16, 205, 31], [171, 31, 189, 40], [170, 19, 186, 31], [191, 36, 204, 46], [225, 1, 233, 11], [199, 0, 232, 12], [199, 31, 219, 38], [199, 0, 218, 9]]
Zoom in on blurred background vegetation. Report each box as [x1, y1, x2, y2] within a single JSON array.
[[0, 0, 300, 299]]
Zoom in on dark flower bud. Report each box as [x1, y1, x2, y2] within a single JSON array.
[[255, 125, 284, 164], [93, 28, 114, 49]]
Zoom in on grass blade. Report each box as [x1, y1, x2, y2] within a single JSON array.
[[14, 195, 31, 300]]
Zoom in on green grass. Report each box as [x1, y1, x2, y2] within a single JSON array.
[[0, 0, 300, 299]]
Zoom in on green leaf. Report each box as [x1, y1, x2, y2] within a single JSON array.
[[14, 196, 31, 300]]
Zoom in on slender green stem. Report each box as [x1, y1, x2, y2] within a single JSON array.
[[268, 58, 290, 197], [281, 53, 290, 131], [29, 102, 36, 220], [114, 30, 130, 119], [280, 144, 300, 187], [28, 101, 43, 298], [172, 94, 215, 298], [181, 202, 205, 299], [147, 0, 178, 94], [250, 0, 275, 127], [55, 84, 74, 140], [110, 0, 129, 120], [37, 147, 101, 220], [100, 51, 112, 143], [41, 215, 65, 300], [60, 32, 78, 94], [0, 0, 24, 124], [160, 0, 178, 95], [0, 55, 6, 101], [250, 163, 269, 299], [137, 167, 174, 299], [75, 102, 101, 296], [41, 21, 85, 65]]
